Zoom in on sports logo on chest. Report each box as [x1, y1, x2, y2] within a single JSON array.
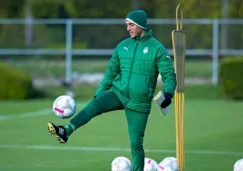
[[138, 46, 154, 65], [139, 46, 152, 61], [143, 47, 148, 54]]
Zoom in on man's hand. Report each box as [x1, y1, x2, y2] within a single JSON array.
[[160, 92, 173, 108]]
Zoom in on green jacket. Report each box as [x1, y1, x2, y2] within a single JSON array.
[[95, 29, 176, 113]]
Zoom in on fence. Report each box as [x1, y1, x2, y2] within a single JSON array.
[[0, 18, 243, 85]]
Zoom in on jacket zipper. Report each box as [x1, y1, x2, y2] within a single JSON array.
[[127, 41, 139, 98]]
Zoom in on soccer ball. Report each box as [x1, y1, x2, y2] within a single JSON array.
[[234, 158, 243, 171], [52, 95, 76, 119], [144, 157, 158, 171], [159, 157, 178, 171], [157, 163, 173, 171], [111, 156, 132, 171]]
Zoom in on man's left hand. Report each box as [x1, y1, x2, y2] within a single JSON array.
[[160, 92, 173, 108]]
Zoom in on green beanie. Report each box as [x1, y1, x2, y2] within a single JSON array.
[[125, 10, 147, 30]]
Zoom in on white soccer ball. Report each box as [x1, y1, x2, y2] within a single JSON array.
[[157, 163, 173, 171], [159, 157, 178, 171], [234, 158, 243, 171], [144, 157, 158, 171], [111, 156, 132, 171], [52, 95, 76, 119]]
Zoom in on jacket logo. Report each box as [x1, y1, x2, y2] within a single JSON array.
[[143, 47, 148, 54], [124, 47, 129, 51], [166, 56, 171, 59]]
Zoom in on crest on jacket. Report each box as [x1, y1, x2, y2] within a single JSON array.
[[143, 47, 148, 54]]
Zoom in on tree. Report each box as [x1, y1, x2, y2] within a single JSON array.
[[0, 0, 26, 18]]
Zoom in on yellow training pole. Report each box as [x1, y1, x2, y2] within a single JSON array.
[[172, 4, 186, 171]]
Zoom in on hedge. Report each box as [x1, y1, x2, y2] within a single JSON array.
[[0, 62, 34, 100], [219, 56, 243, 100]]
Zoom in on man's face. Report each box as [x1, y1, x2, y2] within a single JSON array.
[[126, 20, 143, 38]]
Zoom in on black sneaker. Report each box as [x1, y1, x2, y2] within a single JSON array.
[[47, 122, 68, 144]]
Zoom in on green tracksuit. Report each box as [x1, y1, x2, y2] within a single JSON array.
[[70, 90, 147, 171], [69, 29, 176, 171]]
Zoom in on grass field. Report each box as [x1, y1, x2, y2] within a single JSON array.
[[8, 59, 213, 78], [0, 98, 243, 171], [42, 84, 222, 99]]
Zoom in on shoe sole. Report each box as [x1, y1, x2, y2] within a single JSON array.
[[47, 123, 56, 134], [47, 123, 66, 144]]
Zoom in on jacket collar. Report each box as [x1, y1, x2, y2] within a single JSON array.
[[134, 29, 152, 41]]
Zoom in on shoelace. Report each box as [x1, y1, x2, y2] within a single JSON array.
[[58, 127, 65, 135]]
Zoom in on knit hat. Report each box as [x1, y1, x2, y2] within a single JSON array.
[[125, 10, 147, 30]]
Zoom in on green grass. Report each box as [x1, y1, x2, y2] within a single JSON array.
[[6, 59, 212, 77], [0, 99, 243, 171], [41, 84, 222, 99]]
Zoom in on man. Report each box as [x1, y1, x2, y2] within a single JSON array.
[[47, 10, 176, 171]]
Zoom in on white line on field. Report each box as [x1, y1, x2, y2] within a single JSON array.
[[0, 144, 242, 156], [0, 103, 86, 121], [0, 109, 52, 120]]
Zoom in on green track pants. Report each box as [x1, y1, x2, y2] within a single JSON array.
[[69, 90, 149, 171]]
